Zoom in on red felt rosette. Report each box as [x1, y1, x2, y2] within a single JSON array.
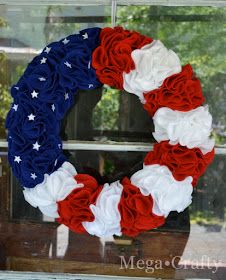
[[143, 64, 205, 116], [92, 26, 152, 89], [144, 141, 215, 187], [118, 177, 165, 237], [57, 174, 102, 233]]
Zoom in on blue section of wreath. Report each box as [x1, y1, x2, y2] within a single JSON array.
[[5, 27, 102, 188]]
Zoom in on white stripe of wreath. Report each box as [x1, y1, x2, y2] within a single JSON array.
[[153, 105, 215, 154], [131, 164, 193, 218], [122, 40, 182, 102], [23, 162, 80, 218], [82, 181, 123, 237]]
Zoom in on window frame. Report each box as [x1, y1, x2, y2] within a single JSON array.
[[0, 140, 225, 154], [1, 0, 226, 7]]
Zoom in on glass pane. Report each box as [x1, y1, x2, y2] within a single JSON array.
[[0, 4, 110, 139], [116, 5, 226, 145], [61, 5, 226, 143], [64, 88, 154, 143], [1, 6, 225, 144]]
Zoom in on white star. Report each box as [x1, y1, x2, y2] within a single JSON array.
[[88, 61, 91, 69], [31, 90, 39, 98], [64, 93, 69, 100], [38, 77, 46, 82], [54, 159, 58, 166], [12, 104, 18, 111], [51, 104, 55, 112], [82, 33, 88, 39], [44, 46, 51, 54], [58, 144, 62, 149], [88, 84, 93, 88], [62, 38, 70, 45], [31, 173, 37, 180], [40, 57, 47, 64], [33, 141, 41, 151], [64, 61, 72, 68], [14, 156, 22, 163], [14, 86, 19, 90], [28, 114, 35, 121]]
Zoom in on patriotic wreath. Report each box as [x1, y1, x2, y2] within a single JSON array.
[[6, 27, 215, 237]]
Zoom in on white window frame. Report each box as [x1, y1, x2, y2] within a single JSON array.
[[0, 139, 225, 154], [1, 0, 226, 7]]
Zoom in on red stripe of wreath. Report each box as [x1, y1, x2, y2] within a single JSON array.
[[92, 26, 153, 89], [143, 64, 205, 116], [57, 174, 102, 234], [144, 141, 215, 187], [118, 177, 165, 237]]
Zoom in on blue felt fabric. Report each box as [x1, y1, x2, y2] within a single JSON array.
[[6, 27, 102, 188]]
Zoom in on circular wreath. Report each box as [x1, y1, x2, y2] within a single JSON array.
[[6, 27, 215, 237]]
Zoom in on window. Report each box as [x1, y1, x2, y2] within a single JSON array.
[[0, 1, 226, 278]]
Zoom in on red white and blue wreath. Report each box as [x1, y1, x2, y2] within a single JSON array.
[[6, 27, 215, 237]]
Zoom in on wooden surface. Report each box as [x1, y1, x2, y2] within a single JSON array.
[[1, 219, 225, 279], [0, 219, 186, 278]]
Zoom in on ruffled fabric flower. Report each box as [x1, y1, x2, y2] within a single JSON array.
[[9, 79, 74, 119], [143, 64, 204, 116], [144, 141, 215, 186], [118, 177, 165, 237], [23, 162, 79, 217], [123, 40, 181, 101], [71, 28, 101, 51], [9, 79, 29, 100], [8, 132, 65, 188], [41, 41, 66, 63], [153, 106, 214, 154], [23, 59, 58, 93], [51, 29, 102, 91], [131, 165, 193, 217], [82, 181, 123, 237], [57, 174, 102, 234], [58, 47, 101, 91], [6, 103, 60, 140], [92, 26, 152, 89], [43, 88, 75, 120]]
